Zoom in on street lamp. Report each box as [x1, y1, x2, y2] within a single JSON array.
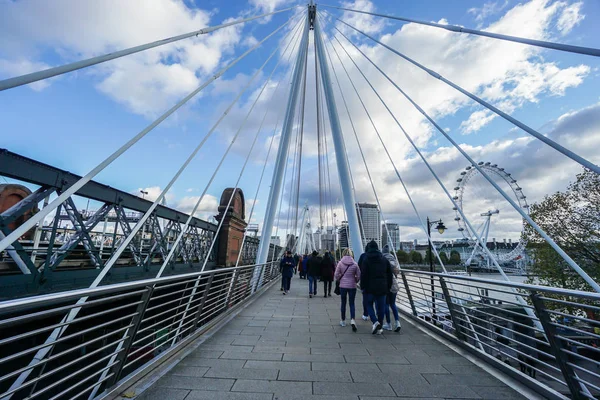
[[426, 217, 446, 324], [140, 190, 148, 199]]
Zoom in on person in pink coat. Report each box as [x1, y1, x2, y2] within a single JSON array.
[[334, 248, 361, 332]]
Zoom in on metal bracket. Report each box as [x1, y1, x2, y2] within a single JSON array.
[[530, 292, 586, 400], [439, 277, 465, 341], [400, 271, 418, 316]]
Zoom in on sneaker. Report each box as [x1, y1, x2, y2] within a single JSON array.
[[280, 287, 283, 291], [371, 322, 381, 335], [324, 294, 327, 298], [382, 323, 392, 331], [309, 294, 313, 298], [394, 320, 402, 332], [351, 319, 357, 332], [361, 315, 369, 321], [377, 327, 384, 335], [340, 320, 346, 327], [283, 291, 286, 295]]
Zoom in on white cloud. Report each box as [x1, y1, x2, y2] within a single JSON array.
[[556, 1, 584, 34], [0, 0, 248, 117], [460, 110, 497, 135], [468, 1, 510, 22], [176, 194, 219, 220], [0, 59, 52, 91]]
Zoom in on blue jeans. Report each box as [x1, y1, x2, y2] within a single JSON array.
[[365, 293, 386, 324], [282, 276, 291, 291], [340, 288, 357, 320], [385, 292, 400, 323], [308, 275, 317, 295]]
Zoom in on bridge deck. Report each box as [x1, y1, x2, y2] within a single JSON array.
[[138, 276, 526, 400]]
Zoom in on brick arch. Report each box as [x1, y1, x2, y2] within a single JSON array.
[[0, 184, 38, 239]]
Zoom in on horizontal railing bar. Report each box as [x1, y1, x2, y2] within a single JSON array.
[[555, 335, 600, 354], [458, 329, 565, 383], [46, 367, 116, 400], [569, 362, 600, 381], [573, 376, 600, 393], [5, 346, 123, 399], [550, 323, 600, 340], [538, 296, 600, 312], [130, 318, 197, 358], [401, 269, 600, 301], [140, 295, 203, 323], [147, 282, 209, 303], [132, 310, 200, 348], [0, 262, 276, 312], [453, 304, 546, 334], [444, 285, 537, 310], [68, 373, 114, 400], [135, 302, 201, 338], [145, 289, 208, 312], [445, 291, 540, 321], [546, 309, 600, 326], [560, 347, 600, 366], [0, 312, 136, 364], [0, 300, 141, 347], [452, 311, 552, 350], [0, 324, 132, 384], [0, 289, 146, 328]]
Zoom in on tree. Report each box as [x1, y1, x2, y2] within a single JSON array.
[[396, 250, 409, 263], [425, 249, 445, 265], [439, 252, 449, 265], [524, 168, 600, 292], [410, 250, 423, 264], [449, 250, 461, 265]]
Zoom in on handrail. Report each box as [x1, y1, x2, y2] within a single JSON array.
[[0, 262, 275, 312]]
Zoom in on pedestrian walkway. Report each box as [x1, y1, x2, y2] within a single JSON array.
[[138, 276, 527, 400]]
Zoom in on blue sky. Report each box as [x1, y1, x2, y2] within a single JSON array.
[[1, 0, 599, 245]]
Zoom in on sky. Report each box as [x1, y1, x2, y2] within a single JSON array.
[[1, 0, 599, 247]]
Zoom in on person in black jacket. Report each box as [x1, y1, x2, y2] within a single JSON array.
[[360, 240, 392, 334], [280, 250, 295, 295], [307, 250, 322, 298], [320, 251, 335, 298]]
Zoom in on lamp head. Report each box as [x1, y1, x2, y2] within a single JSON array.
[[436, 221, 447, 235]]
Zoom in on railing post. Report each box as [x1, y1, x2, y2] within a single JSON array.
[[439, 277, 465, 341], [106, 285, 154, 387], [193, 272, 215, 329], [226, 269, 241, 308], [530, 292, 586, 400], [400, 271, 418, 316]]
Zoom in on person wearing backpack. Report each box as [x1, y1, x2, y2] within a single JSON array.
[[381, 245, 402, 332], [360, 240, 393, 334], [334, 248, 361, 332]]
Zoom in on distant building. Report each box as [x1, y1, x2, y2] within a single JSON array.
[[270, 236, 280, 247], [382, 223, 400, 250], [246, 223, 259, 237], [338, 221, 349, 249], [399, 241, 415, 252], [357, 203, 381, 248]]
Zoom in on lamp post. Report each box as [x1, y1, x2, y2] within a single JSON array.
[[139, 190, 149, 248], [426, 217, 446, 324]]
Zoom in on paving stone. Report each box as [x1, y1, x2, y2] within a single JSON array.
[[204, 367, 279, 380], [312, 362, 382, 373], [180, 358, 246, 369], [244, 360, 311, 371], [155, 375, 234, 391], [137, 387, 190, 400], [231, 379, 312, 394], [375, 364, 450, 375], [471, 385, 526, 399], [277, 370, 352, 382], [349, 370, 429, 384], [310, 347, 369, 356], [197, 344, 253, 353], [240, 327, 267, 335], [423, 372, 505, 386], [278, 396, 358, 400], [187, 350, 223, 359], [391, 382, 481, 398], [344, 355, 410, 364], [231, 336, 261, 346], [313, 382, 395, 396], [253, 345, 310, 354], [167, 365, 209, 377], [221, 351, 283, 361], [247, 320, 270, 327], [186, 390, 273, 400], [282, 353, 345, 363]]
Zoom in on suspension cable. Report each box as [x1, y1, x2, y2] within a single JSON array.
[[0, 12, 302, 254], [327, 12, 600, 175], [320, 28, 398, 260], [0, 6, 299, 91], [320, 4, 600, 57], [315, 41, 325, 234], [319, 13, 542, 308], [0, 15, 304, 399], [328, 16, 600, 293], [319, 81, 337, 241]]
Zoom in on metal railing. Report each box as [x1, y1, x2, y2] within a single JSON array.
[[0, 262, 279, 399], [395, 269, 600, 400]]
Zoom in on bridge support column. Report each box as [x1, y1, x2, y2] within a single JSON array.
[[255, 15, 310, 272], [313, 14, 363, 259]]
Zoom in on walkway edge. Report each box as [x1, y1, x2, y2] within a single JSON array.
[[399, 311, 569, 400], [100, 276, 282, 400]]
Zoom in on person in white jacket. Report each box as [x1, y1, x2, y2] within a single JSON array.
[[382, 245, 402, 332]]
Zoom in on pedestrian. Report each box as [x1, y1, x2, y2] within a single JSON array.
[[307, 250, 322, 298], [321, 251, 335, 297], [357, 245, 370, 321], [280, 250, 295, 295], [293, 253, 300, 275], [360, 240, 393, 334], [335, 248, 360, 332], [381, 245, 402, 332], [300, 253, 309, 279]]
